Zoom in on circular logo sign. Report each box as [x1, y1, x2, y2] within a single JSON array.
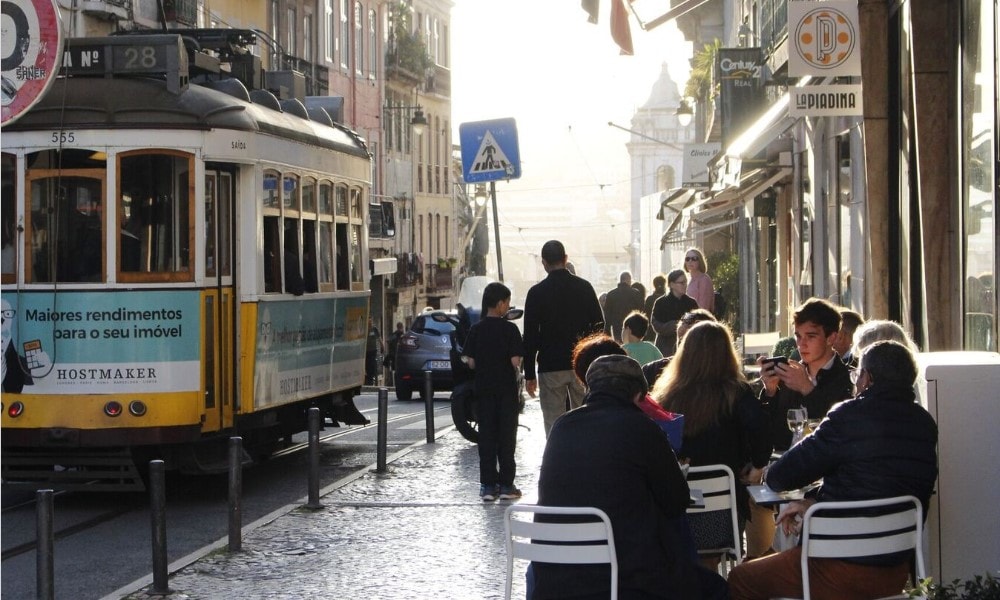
[[1, 0, 62, 125], [793, 6, 856, 71]]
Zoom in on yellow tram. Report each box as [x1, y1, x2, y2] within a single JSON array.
[[1, 31, 372, 489]]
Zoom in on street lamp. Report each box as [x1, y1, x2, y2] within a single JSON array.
[[675, 100, 694, 127], [472, 184, 488, 207], [383, 104, 428, 136]]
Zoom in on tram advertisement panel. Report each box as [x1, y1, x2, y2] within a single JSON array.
[[1, 291, 200, 394], [253, 295, 367, 408]]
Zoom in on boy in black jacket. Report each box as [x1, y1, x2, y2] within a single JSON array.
[[462, 282, 524, 501]]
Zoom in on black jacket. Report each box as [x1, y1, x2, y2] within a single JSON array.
[[523, 269, 604, 379], [603, 283, 643, 341], [534, 389, 701, 599], [766, 383, 938, 565], [760, 356, 853, 451]]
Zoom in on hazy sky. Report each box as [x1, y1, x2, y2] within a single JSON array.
[[449, 0, 691, 276]]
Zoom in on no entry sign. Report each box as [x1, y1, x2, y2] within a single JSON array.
[[1, 0, 62, 125]]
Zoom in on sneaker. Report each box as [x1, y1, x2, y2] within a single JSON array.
[[480, 484, 499, 501], [498, 485, 522, 500]]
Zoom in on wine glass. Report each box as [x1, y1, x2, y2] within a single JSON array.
[[787, 407, 808, 444]]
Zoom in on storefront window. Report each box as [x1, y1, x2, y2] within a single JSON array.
[[961, 0, 997, 350]]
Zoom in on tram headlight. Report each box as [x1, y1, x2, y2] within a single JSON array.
[[103, 401, 123, 417], [128, 401, 147, 417], [7, 401, 24, 418]]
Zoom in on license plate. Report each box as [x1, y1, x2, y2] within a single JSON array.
[[427, 361, 451, 370]]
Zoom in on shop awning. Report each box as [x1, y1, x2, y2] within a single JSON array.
[[710, 77, 813, 188], [692, 167, 791, 222], [656, 188, 698, 220], [659, 209, 686, 249]]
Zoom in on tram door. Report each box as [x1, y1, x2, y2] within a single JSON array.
[[203, 167, 236, 431]]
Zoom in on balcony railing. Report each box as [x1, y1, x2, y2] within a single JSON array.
[[760, 0, 788, 58], [426, 264, 453, 293]]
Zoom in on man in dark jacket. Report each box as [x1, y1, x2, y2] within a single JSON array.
[[523, 240, 605, 436], [758, 298, 853, 452], [603, 271, 643, 342], [533, 355, 724, 599], [729, 340, 938, 600]]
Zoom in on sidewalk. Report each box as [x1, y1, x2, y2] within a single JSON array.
[[110, 400, 548, 600]]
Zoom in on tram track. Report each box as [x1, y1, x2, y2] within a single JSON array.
[[0, 404, 441, 566]]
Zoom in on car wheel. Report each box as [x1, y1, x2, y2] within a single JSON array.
[[394, 374, 412, 401]]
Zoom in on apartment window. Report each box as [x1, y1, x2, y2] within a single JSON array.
[[368, 8, 377, 78], [355, 2, 364, 76], [287, 7, 297, 57], [340, 0, 350, 70], [325, 0, 334, 61], [303, 13, 313, 62]]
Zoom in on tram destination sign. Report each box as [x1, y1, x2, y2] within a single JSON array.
[[61, 35, 189, 93]]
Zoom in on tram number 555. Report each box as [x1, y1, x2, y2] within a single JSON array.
[[51, 131, 75, 143]]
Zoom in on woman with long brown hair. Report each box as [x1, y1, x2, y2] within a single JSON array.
[[651, 320, 771, 565]]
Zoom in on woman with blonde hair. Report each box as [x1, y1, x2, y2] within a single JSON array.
[[683, 247, 715, 313], [652, 320, 771, 566]]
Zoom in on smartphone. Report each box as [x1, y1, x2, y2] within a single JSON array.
[[762, 355, 788, 368]]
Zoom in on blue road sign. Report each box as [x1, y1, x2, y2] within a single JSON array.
[[460, 118, 522, 183]]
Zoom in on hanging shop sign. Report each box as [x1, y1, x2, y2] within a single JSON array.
[[717, 47, 765, 149], [789, 84, 864, 117], [788, 0, 862, 78]]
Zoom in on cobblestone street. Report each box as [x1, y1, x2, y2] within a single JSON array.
[[113, 401, 547, 600]]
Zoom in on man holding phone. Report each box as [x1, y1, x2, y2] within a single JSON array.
[[757, 298, 853, 453]]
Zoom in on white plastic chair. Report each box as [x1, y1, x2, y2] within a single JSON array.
[[686, 464, 742, 577], [503, 504, 618, 600], [775, 495, 926, 600]]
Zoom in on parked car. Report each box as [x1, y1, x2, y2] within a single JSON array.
[[393, 309, 458, 401]]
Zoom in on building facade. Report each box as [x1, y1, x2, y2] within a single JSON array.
[[662, 0, 996, 351]]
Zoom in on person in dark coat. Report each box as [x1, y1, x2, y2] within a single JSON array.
[[533, 355, 726, 600], [729, 340, 938, 600], [757, 298, 853, 452], [643, 274, 666, 341], [650, 269, 698, 356], [603, 271, 644, 342], [523, 240, 605, 436]]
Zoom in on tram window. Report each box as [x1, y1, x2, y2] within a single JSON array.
[[27, 173, 105, 283], [283, 219, 304, 295], [350, 223, 363, 288], [283, 176, 299, 210], [2, 153, 15, 283], [335, 223, 350, 290], [118, 152, 193, 281], [318, 182, 334, 291], [302, 178, 316, 213], [319, 222, 334, 289], [303, 221, 318, 293], [350, 188, 362, 219], [218, 172, 233, 277], [263, 216, 281, 293], [335, 185, 348, 216], [205, 173, 217, 278], [263, 172, 279, 208]]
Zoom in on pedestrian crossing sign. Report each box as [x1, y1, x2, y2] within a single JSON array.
[[459, 118, 522, 183]]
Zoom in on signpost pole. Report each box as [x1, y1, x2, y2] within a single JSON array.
[[490, 180, 504, 282]]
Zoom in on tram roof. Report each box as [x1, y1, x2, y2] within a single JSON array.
[[4, 76, 370, 160]]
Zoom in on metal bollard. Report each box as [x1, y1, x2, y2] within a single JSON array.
[[149, 460, 171, 595], [36, 489, 54, 600], [305, 407, 323, 509], [228, 437, 243, 552], [424, 370, 435, 443], [376, 387, 389, 472]]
